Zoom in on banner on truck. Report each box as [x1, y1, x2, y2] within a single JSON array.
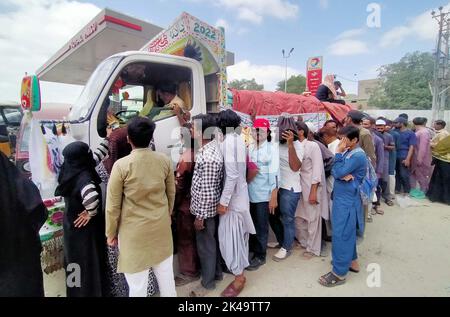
[[235, 110, 329, 131], [142, 12, 228, 108], [306, 56, 323, 96]]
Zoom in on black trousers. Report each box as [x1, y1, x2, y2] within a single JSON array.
[[250, 202, 270, 260], [395, 158, 411, 194], [374, 178, 388, 206]]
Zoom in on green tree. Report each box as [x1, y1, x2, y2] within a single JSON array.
[[276, 75, 307, 94], [368, 51, 434, 109], [228, 78, 264, 91]]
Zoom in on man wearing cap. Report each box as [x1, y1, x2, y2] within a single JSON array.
[[394, 117, 417, 195], [375, 119, 395, 206], [399, 113, 415, 131], [386, 120, 400, 198]]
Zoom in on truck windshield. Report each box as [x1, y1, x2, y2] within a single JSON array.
[[69, 56, 122, 121]]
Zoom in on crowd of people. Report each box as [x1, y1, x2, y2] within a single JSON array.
[[2, 106, 449, 297]]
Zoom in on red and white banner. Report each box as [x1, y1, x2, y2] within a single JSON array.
[[306, 56, 323, 96]]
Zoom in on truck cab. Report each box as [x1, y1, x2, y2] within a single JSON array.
[[68, 51, 207, 157], [66, 12, 228, 158]]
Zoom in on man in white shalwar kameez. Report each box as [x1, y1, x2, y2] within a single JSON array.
[[295, 121, 329, 258], [217, 110, 256, 297]]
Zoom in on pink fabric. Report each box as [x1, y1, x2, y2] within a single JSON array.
[[246, 155, 258, 171], [411, 127, 433, 192], [323, 74, 337, 99], [231, 89, 354, 124]]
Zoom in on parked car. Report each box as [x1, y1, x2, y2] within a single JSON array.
[[0, 101, 22, 157]]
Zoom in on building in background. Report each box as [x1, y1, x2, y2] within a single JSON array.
[[343, 78, 382, 110]]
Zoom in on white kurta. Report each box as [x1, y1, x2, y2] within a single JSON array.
[[295, 140, 329, 256], [218, 133, 256, 275]]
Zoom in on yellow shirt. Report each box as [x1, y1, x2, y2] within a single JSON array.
[[431, 129, 450, 148], [432, 134, 450, 163]]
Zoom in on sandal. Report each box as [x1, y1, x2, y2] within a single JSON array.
[[386, 200, 394, 207], [376, 208, 384, 215], [221, 279, 245, 297], [318, 272, 346, 287], [302, 251, 316, 259]]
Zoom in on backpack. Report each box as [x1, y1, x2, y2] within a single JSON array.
[[353, 148, 378, 205]]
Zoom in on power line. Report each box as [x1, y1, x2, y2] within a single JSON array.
[[335, 74, 359, 83]]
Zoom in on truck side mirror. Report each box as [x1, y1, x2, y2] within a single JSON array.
[[97, 98, 109, 138], [21, 75, 41, 112]]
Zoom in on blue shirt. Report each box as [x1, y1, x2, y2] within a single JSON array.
[[397, 129, 417, 159], [332, 148, 368, 200], [332, 147, 368, 237], [248, 141, 279, 203]]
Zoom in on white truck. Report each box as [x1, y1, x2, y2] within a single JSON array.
[[63, 12, 228, 157]]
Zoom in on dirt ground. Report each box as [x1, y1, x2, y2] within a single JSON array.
[[44, 199, 450, 297]]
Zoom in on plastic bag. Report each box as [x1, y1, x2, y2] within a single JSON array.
[[396, 195, 429, 208]]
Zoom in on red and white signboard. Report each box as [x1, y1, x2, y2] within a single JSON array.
[[306, 56, 323, 96]]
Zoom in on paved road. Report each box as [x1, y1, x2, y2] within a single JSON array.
[[44, 199, 450, 297]]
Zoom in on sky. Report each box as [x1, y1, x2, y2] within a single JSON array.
[[1, 0, 449, 104]]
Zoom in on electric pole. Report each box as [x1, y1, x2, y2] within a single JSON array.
[[282, 48, 294, 93], [431, 7, 450, 122]]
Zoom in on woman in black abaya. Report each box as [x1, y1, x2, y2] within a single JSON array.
[[0, 152, 48, 297], [55, 142, 107, 297]]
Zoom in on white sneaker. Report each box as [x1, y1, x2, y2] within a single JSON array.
[[272, 248, 291, 262]]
